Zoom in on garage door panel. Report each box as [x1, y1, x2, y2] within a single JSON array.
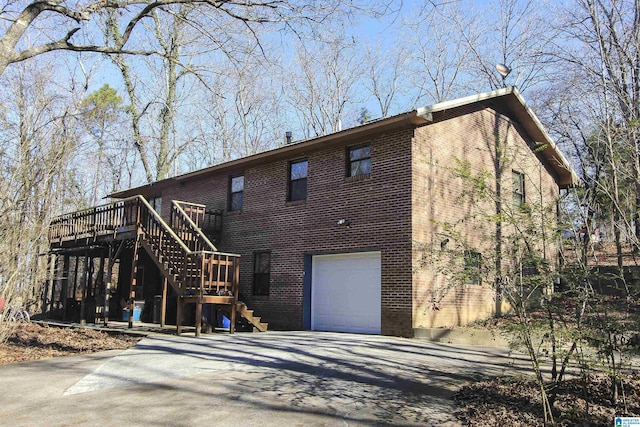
[[311, 252, 381, 334]]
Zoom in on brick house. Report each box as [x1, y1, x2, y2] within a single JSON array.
[[46, 87, 577, 337]]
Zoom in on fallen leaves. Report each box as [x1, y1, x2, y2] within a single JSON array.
[[0, 323, 141, 365], [454, 374, 640, 426]]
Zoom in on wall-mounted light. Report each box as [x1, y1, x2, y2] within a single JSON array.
[[440, 238, 449, 250], [337, 218, 351, 228]]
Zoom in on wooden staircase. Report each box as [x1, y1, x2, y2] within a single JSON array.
[[236, 302, 268, 332], [48, 195, 268, 335]]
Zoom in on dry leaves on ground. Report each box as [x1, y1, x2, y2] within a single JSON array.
[[454, 374, 640, 426], [0, 323, 141, 365]]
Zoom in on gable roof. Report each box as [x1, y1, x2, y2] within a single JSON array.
[[109, 87, 578, 199], [416, 87, 579, 188]]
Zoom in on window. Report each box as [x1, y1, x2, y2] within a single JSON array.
[[348, 144, 371, 177], [512, 171, 525, 208], [253, 251, 270, 296], [464, 250, 482, 285], [288, 159, 308, 201], [229, 175, 244, 211], [148, 196, 162, 215]]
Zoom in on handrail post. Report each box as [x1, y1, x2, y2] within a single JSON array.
[[230, 257, 239, 334]]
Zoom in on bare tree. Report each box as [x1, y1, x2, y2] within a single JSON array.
[[404, 1, 475, 103], [182, 48, 286, 169], [106, 5, 207, 182], [287, 33, 365, 138], [546, 0, 640, 259], [0, 0, 368, 78], [0, 60, 80, 330], [444, 0, 554, 92], [362, 43, 413, 118]]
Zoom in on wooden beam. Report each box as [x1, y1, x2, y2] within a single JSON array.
[[69, 255, 80, 321], [230, 259, 240, 334], [104, 244, 113, 327], [46, 253, 56, 316], [104, 240, 125, 327], [161, 277, 167, 328], [195, 299, 202, 337], [80, 251, 90, 325], [62, 256, 71, 321], [176, 297, 183, 335], [129, 233, 140, 329], [97, 251, 105, 324]]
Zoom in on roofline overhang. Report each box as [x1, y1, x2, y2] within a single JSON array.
[[417, 87, 578, 189], [109, 87, 578, 199], [108, 109, 433, 199], [504, 88, 580, 189]]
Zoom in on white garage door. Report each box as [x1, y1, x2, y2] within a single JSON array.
[[311, 252, 381, 334]]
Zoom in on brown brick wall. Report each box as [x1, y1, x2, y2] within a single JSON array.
[[412, 106, 560, 329], [159, 129, 415, 336], [135, 104, 560, 336]]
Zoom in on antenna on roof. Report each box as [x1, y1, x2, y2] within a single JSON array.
[[496, 63, 511, 87]]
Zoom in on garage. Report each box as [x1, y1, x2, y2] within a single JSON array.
[[311, 251, 381, 334]]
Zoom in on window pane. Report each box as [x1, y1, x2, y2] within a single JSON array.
[[350, 145, 371, 161], [290, 179, 307, 201], [230, 192, 243, 211], [253, 252, 270, 296], [350, 159, 371, 176], [513, 171, 524, 193], [290, 161, 308, 180], [255, 252, 270, 273], [464, 250, 481, 285], [231, 176, 244, 193], [149, 197, 162, 215], [253, 274, 269, 295], [512, 171, 525, 207]]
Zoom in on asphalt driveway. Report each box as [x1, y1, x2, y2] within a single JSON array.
[[0, 331, 530, 426]]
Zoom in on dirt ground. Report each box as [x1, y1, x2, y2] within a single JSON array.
[[0, 323, 141, 365]]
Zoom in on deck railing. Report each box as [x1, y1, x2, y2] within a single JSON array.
[[48, 196, 240, 296], [48, 197, 141, 242]]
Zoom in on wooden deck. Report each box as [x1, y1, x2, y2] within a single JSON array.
[[45, 196, 268, 336]]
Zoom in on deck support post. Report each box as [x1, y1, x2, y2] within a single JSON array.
[[129, 233, 141, 329], [160, 277, 167, 328], [61, 255, 70, 321], [230, 259, 240, 334], [80, 251, 90, 325], [46, 253, 56, 316], [97, 252, 105, 324], [176, 297, 183, 335], [69, 255, 80, 321], [161, 278, 167, 328], [105, 240, 126, 327], [195, 299, 202, 337], [104, 244, 113, 327]]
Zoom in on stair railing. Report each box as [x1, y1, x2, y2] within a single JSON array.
[[136, 196, 193, 289], [169, 201, 242, 296], [171, 201, 218, 253]]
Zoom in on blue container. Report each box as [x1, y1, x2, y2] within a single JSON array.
[[122, 305, 142, 321], [217, 312, 231, 328]]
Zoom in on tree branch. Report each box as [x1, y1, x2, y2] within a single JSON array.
[[12, 28, 159, 63]]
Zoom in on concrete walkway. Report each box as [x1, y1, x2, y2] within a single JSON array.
[[0, 331, 532, 426]]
